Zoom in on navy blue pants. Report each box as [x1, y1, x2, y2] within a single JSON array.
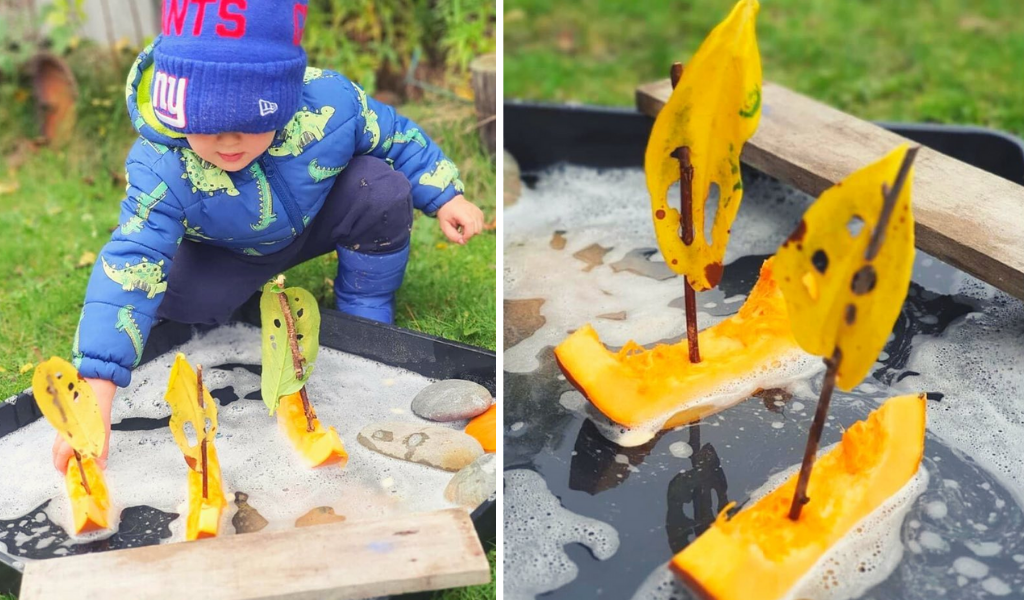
[[157, 156, 413, 325]]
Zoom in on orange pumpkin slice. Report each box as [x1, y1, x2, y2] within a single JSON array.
[[64, 455, 110, 534], [555, 258, 815, 439], [671, 393, 926, 599], [277, 391, 349, 468], [185, 443, 227, 541], [465, 404, 496, 453]]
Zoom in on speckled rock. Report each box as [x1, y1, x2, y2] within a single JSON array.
[[411, 380, 492, 422], [445, 454, 496, 507], [357, 422, 484, 471]]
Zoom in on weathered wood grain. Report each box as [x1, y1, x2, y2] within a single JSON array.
[[637, 79, 1024, 300], [20, 508, 489, 600]]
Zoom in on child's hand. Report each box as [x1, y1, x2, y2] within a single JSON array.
[[436, 195, 485, 245], [52, 378, 115, 473]]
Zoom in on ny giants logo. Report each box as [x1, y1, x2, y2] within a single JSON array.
[[162, 1, 307, 44], [153, 71, 188, 128]]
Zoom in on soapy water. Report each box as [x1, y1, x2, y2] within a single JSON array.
[[0, 324, 469, 562], [504, 165, 1024, 599], [503, 469, 620, 600]]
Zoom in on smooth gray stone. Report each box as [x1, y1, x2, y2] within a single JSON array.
[[445, 454, 497, 507], [411, 380, 492, 422], [357, 422, 484, 471]]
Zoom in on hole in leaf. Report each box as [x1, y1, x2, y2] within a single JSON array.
[[274, 318, 282, 329], [851, 265, 877, 295], [297, 308, 304, 318], [55, 371, 63, 380], [811, 250, 829, 274], [72, 391, 79, 402], [183, 422, 198, 446], [297, 334, 304, 341], [847, 215, 865, 237], [205, 418, 213, 435], [67, 382, 74, 392]]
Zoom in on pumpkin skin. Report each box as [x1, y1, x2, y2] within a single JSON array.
[[555, 258, 806, 430], [277, 391, 349, 469], [64, 455, 110, 534], [185, 443, 227, 541], [671, 393, 926, 600], [465, 404, 497, 453]]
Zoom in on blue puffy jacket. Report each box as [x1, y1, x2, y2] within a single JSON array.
[[73, 41, 463, 387]]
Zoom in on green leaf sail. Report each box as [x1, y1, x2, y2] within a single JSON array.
[[259, 281, 321, 414]]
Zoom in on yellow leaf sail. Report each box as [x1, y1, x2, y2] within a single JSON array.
[[775, 145, 916, 391], [164, 353, 218, 471], [164, 353, 226, 540], [645, 0, 762, 290], [32, 357, 106, 459]]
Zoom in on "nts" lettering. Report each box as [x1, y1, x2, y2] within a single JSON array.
[[162, 1, 308, 44]]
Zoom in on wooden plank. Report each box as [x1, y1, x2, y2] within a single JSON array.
[[20, 508, 489, 600], [637, 79, 1024, 300]]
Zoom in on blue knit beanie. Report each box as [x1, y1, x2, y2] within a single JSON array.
[[152, 0, 309, 134]]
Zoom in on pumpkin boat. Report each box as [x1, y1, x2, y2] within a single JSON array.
[[261, 277, 348, 468], [277, 390, 348, 468], [32, 357, 111, 534], [671, 393, 926, 600], [555, 258, 819, 444], [164, 353, 227, 540]]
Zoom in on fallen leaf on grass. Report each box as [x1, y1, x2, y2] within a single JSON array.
[[20, 363, 34, 374], [0, 181, 19, 195], [77, 251, 96, 268]]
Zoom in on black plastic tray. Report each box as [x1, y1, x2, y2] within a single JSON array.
[[0, 297, 496, 596], [503, 101, 1024, 600]]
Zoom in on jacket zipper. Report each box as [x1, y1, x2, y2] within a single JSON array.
[[258, 157, 304, 235]]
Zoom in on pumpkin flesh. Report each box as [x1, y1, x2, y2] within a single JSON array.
[[671, 393, 926, 600], [465, 404, 497, 453], [185, 443, 227, 541], [555, 258, 812, 432], [64, 455, 110, 534], [277, 390, 349, 468]]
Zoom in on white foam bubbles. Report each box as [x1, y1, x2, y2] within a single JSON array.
[[504, 469, 620, 600], [0, 324, 467, 554]]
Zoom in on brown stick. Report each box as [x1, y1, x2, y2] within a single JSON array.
[[866, 146, 919, 261], [276, 290, 315, 431], [668, 63, 701, 364], [74, 451, 92, 496], [788, 349, 841, 520], [197, 364, 208, 500]]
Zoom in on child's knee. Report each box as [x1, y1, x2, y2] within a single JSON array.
[[334, 156, 413, 252]]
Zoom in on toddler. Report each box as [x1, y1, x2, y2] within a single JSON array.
[[53, 0, 484, 472]]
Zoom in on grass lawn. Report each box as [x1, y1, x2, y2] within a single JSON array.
[[0, 88, 495, 401], [505, 0, 1024, 136]]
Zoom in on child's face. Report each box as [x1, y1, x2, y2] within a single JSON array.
[[185, 131, 276, 171]]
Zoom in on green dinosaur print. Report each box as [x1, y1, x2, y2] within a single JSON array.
[[249, 163, 278, 231], [394, 128, 428, 148], [134, 116, 146, 130], [268, 106, 335, 157], [121, 181, 169, 235], [354, 85, 381, 153], [307, 158, 346, 182], [182, 218, 217, 241], [141, 139, 169, 155], [419, 159, 465, 193], [102, 256, 167, 299], [116, 305, 144, 368], [242, 248, 264, 256], [303, 67, 337, 84], [125, 42, 154, 103], [71, 308, 85, 369], [181, 149, 240, 196]]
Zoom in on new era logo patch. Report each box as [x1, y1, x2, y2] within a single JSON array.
[[259, 99, 278, 117]]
